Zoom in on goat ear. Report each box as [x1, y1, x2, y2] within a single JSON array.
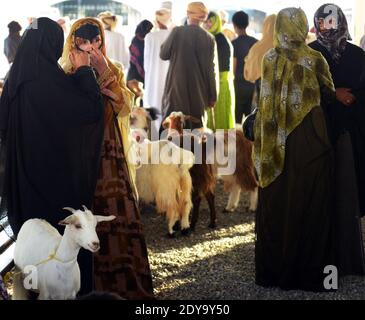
[[144, 107, 160, 121], [95, 215, 116, 224], [58, 215, 78, 226]]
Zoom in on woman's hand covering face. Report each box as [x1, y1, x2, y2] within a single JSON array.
[[69, 49, 90, 70], [89, 47, 108, 76], [73, 34, 107, 75], [75, 35, 102, 53]]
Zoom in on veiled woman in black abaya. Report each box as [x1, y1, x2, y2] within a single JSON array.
[[255, 7, 365, 292], [309, 3, 365, 278], [0, 18, 104, 294], [255, 8, 348, 292], [310, 4, 365, 215]]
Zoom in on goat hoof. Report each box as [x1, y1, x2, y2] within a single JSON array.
[[223, 208, 234, 213], [166, 232, 176, 239], [208, 222, 217, 229], [181, 228, 191, 237], [140, 203, 156, 215], [173, 221, 181, 231]]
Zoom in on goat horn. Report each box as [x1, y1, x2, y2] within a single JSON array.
[[63, 207, 76, 214], [82, 205, 89, 212]]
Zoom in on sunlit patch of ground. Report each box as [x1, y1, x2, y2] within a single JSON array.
[[142, 181, 365, 300]]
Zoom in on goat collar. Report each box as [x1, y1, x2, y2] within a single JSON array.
[[49, 252, 78, 265], [35, 250, 78, 266]]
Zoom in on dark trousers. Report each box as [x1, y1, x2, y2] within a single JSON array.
[[234, 79, 255, 124]]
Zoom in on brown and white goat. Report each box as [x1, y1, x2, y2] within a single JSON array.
[[130, 106, 160, 141], [163, 112, 258, 215], [162, 112, 217, 230], [219, 129, 258, 212]]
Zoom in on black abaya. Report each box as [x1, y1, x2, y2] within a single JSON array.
[[309, 41, 365, 216], [0, 18, 104, 295], [255, 106, 335, 292]]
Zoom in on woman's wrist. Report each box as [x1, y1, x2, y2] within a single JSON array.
[[97, 67, 112, 86], [96, 65, 108, 77]]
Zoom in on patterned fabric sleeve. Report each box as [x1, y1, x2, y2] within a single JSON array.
[[98, 63, 134, 117], [0, 275, 9, 300]]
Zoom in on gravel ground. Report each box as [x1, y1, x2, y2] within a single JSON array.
[[4, 181, 365, 300], [142, 180, 365, 300]]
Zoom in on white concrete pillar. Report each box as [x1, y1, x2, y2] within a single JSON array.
[[354, 0, 365, 45]]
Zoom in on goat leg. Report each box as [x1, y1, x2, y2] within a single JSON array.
[[173, 221, 181, 231], [206, 191, 217, 229], [190, 192, 202, 231], [249, 188, 258, 212], [180, 208, 191, 237], [224, 184, 241, 213], [167, 210, 179, 238]]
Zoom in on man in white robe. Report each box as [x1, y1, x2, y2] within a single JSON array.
[[144, 8, 173, 138]]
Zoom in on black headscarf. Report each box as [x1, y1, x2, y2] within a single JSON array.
[[74, 23, 100, 41], [5, 18, 63, 101], [314, 4, 351, 64], [0, 17, 104, 238], [8, 21, 22, 34], [135, 20, 153, 39]]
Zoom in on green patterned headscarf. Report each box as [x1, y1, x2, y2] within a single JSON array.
[[208, 11, 222, 35], [253, 7, 335, 188]]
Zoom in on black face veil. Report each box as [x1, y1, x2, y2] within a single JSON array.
[[74, 23, 103, 52]]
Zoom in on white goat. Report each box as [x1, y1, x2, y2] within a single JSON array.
[[131, 139, 195, 237], [13, 206, 115, 300]]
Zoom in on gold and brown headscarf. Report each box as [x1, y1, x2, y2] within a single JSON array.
[[60, 18, 106, 74]]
